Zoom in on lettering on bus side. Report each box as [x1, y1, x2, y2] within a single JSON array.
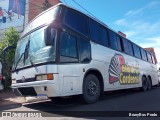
[[108, 53, 140, 85]]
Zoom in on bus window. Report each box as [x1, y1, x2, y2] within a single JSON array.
[[147, 52, 152, 63], [122, 38, 129, 54], [151, 54, 156, 64], [64, 9, 88, 36], [133, 44, 141, 59], [140, 48, 147, 61], [128, 41, 134, 56], [101, 28, 109, 47], [79, 38, 91, 63], [89, 20, 109, 46], [60, 32, 78, 63], [108, 30, 121, 51]]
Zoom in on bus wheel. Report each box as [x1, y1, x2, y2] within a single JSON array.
[[142, 76, 147, 92], [147, 77, 152, 90], [82, 74, 100, 104]]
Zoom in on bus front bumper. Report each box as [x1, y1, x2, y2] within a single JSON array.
[[11, 81, 60, 97]]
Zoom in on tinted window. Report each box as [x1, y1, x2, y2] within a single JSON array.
[[128, 42, 134, 56], [64, 9, 88, 36], [133, 44, 141, 58], [108, 30, 121, 51], [147, 52, 152, 63], [140, 49, 147, 61], [60, 32, 77, 58], [151, 54, 156, 64], [90, 20, 109, 46], [122, 38, 129, 54], [79, 38, 91, 63]]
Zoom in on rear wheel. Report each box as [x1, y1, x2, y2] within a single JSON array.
[[147, 77, 152, 90], [142, 76, 147, 92], [82, 74, 100, 104]]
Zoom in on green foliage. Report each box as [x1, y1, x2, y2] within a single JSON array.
[[0, 27, 20, 89]]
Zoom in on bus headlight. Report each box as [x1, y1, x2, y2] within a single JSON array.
[[36, 74, 54, 81], [12, 79, 17, 84]]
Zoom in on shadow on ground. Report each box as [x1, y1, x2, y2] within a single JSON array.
[[22, 87, 160, 118]]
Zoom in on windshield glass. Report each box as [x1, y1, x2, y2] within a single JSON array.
[[14, 27, 56, 70]]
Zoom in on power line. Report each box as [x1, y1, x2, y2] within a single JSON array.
[[72, 0, 97, 19]]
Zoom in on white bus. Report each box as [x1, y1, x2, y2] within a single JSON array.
[[11, 3, 159, 103]]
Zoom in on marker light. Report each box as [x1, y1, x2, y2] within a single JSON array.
[[36, 74, 54, 81], [12, 79, 16, 84]]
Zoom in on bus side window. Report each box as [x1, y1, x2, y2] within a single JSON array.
[[64, 9, 88, 37], [145, 50, 148, 61], [133, 44, 141, 59], [79, 38, 91, 63], [147, 52, 152, 63], [108, 30, 121, 51], [151, 54, 156, 64], [60, 32, 78, 63], [122, 38, 129, 54], [140, 48, 147, 61], [89, 20, 109, 47], [128, 41, 134, 56]]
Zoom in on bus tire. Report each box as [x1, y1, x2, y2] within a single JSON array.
[[82, 74, 100, 104], [147, 77, 152, 90], [142, 76, 147, 92]]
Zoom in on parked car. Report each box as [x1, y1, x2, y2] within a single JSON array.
[[0, 62, 4, 90]]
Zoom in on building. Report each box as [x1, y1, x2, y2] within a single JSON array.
[[0, 0, 60, 41], [144, 47, 157, 64], [27, 0, 59, 24]]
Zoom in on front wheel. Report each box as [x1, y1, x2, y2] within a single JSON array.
[[82, 74, 100, 104]]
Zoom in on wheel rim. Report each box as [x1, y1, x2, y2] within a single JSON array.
[[87, 81, 100, 96]]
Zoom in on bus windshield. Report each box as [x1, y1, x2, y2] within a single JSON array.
[[14, 27, 56, 70]]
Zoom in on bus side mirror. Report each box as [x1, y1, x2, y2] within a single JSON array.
[[44, 27, 55, 46]]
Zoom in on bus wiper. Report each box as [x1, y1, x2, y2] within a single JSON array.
[[14, 52, 24, 71], [28, 54, 40, 73], [14, 40, 30, 71]]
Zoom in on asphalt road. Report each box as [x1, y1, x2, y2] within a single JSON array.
[[2, 86, 160, 120]]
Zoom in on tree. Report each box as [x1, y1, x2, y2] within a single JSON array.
[[0, 27, 20, 89]]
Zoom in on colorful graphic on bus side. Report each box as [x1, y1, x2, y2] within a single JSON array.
[[108, 53, 140, 85]]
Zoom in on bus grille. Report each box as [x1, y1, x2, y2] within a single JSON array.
[[17, 78, 35, 83]]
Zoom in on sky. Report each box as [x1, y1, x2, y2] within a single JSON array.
[[60, 0, 160, 63]]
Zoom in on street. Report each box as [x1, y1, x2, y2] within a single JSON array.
[[2, 86, 160, 119]]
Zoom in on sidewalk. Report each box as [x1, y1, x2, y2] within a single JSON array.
[[0, 90, 49, 111], [0, 90, 24, 111]]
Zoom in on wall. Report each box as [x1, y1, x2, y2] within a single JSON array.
[[28, 0, 59, 23]]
